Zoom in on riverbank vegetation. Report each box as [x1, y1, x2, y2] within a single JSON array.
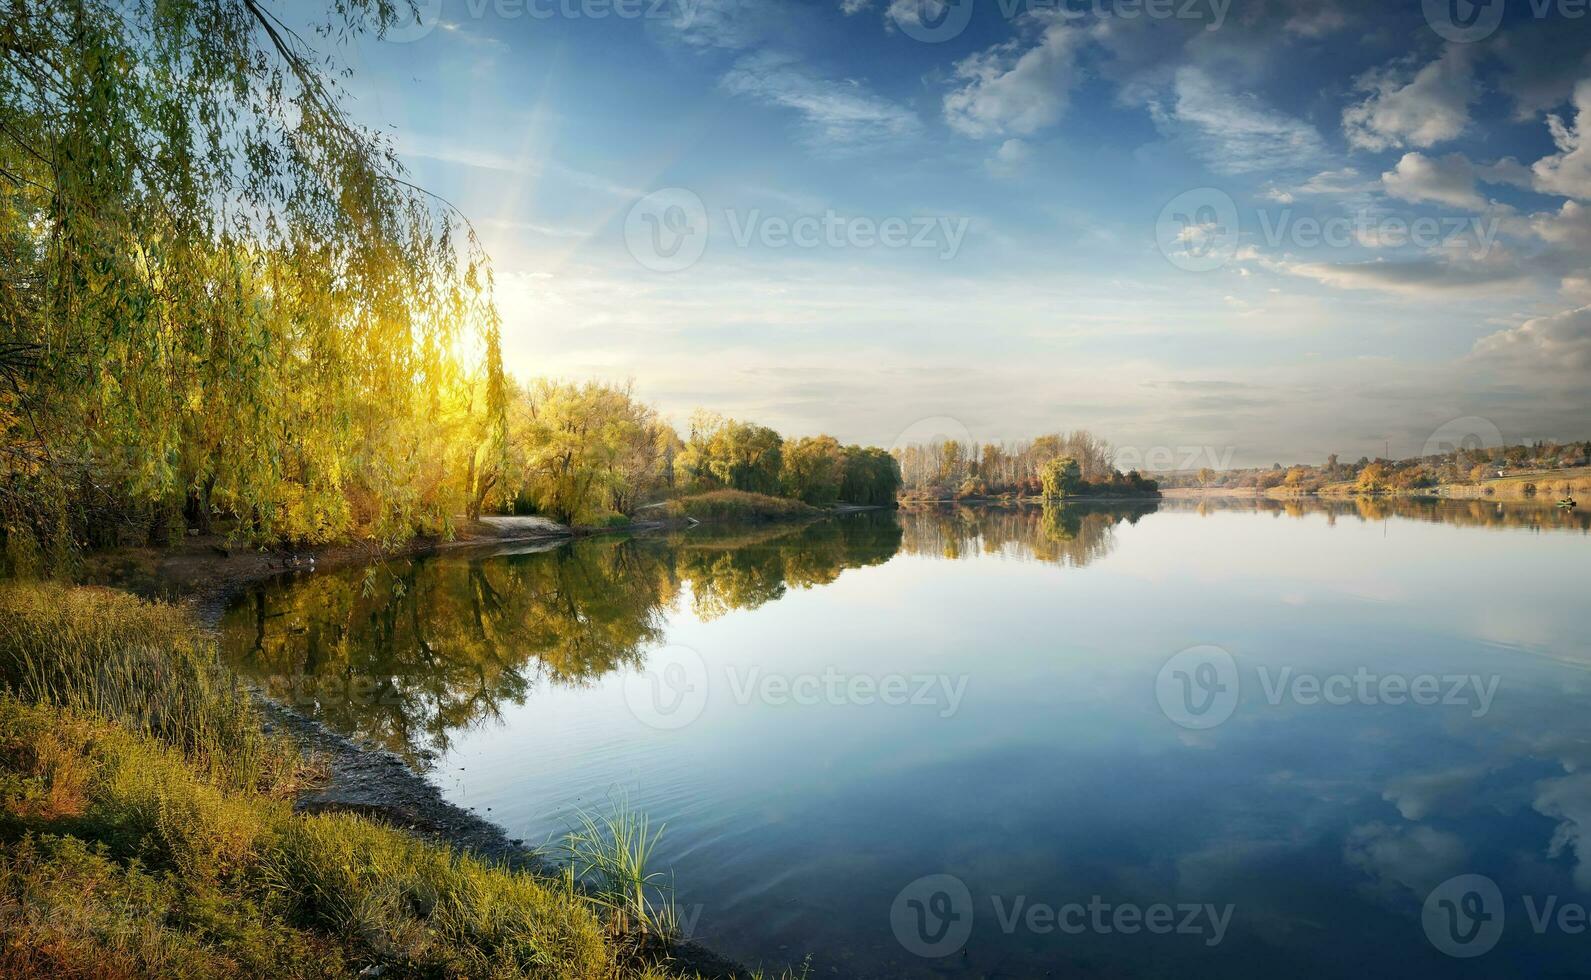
[[0, 0, 899, 578], [0, 582, 784, 978], [499, 397, 902, 527], [662, 490, 820, 523], [1, 0, 510, 570]]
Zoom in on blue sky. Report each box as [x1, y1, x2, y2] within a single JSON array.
[[324, 0, 1590, 465]]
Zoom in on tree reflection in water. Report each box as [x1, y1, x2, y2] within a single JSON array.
[[895, 500, 1156, 566], [223, 497, 1584, 767], [221, 514, 903, 766]]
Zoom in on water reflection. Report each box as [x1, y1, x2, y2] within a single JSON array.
[[222, 496, 1591, 977], [897, 500, 1156, 565], [223, 498, 1586, 768], [673, 515, 901, 620], [1169, 492, 1591, 531], [222, 513, 902, 765]]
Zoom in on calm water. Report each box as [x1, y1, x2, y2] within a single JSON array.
[[222, 498, 1591, 978]]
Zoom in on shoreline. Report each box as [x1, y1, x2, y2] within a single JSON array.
[[105, 507, 884, 979]]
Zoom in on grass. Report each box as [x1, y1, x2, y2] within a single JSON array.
[[662, 491, 818, 522], [562, 794, 677, 938], [0, 581, 801, 979], [0, 698, 635, 978], [0, 584, 299, 792]]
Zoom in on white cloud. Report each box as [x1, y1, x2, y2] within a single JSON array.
[[1536, 773, 1591, 892], [1529, 200, 1591, 249], [1481, 156, 1536, 189], [1262, 168, 1374, 204], [943, 15, 1087, 139], [1564, 274, 1591, 301], [1382, 152, 1487, 210], [1265, 248, 1529, 297], [839, 0, 871, 13], [1472, 304, 1591, 373], [986, 138, 1034, 177], [1532, 79, 1591, 200], [667, 0, 919, 154], [669, 0, 778, 50], [1344, 822, 1469, 897], [1343, 46, 1476, 152], [1283, 5, 1348, 37], [721, 51, 921, 150], [1382, 767, 1486, 821], [1165, 67, 1329, 175]]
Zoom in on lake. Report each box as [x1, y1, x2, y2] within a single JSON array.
[[222, 498, 1591, 978]]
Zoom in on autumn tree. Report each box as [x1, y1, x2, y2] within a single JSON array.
[[782, 436, 846, 505], [0, 0, 504, 563], [1040, 456, 1081, 499], [505, 380, 670, 524], [1356, 463, 1389, 493], [674, 413, 783, 495]]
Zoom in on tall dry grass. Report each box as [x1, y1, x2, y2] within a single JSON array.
[[0, 582, 296, 790]]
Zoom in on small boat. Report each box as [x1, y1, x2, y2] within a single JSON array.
[[1558, 497, 1577, 509]]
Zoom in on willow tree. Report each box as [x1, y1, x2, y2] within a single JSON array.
[[0, 0, 504, 566]]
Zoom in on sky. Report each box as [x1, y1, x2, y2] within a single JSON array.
[[316, 0, 1589, 466]]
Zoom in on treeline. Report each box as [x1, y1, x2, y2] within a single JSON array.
[[673, 414, 900, 507], [1161, 440, 1591, 493], [500, 392, 901, 525], [893, 431, 1158, 499]]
